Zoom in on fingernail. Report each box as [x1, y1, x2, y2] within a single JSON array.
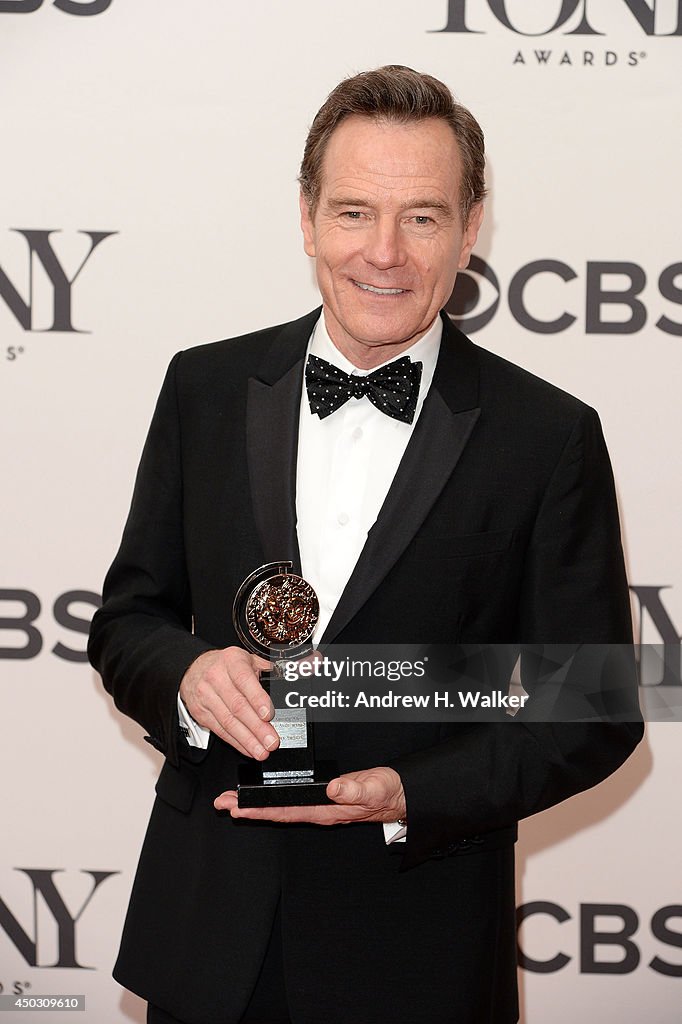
[[253, 744, 265, 758], [259, 705, 270, 719], [330, 782, 342, 798], [264, 733, 278, 750]]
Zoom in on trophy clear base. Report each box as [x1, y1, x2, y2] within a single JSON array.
[[237, 760, 338, 808]]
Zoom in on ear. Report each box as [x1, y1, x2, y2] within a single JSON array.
[[457, 202, 484, 270], [299, 191, 316, 258]]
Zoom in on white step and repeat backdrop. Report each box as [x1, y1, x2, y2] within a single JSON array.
[[1, 2, 680, 1022]]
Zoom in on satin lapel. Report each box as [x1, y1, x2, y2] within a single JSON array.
[[321, 314, 481, 643], [246, 308, 321, 573]]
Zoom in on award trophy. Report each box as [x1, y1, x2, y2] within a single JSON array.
[[233, 561, 336, 807]]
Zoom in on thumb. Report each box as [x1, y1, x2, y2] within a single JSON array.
[[327, 776, 364, 804]]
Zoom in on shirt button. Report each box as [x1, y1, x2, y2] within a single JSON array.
[[337, 512, 350, 526], [352, 427, 363, 441]]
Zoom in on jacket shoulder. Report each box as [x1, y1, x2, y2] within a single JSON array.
[[474, 340, 592, 421], [171, 308, 321, 385], [440, 316, 602, 455]]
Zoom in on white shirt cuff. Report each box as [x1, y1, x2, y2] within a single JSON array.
[[177, 693, 210, 749], [383, 821, 407, 844]]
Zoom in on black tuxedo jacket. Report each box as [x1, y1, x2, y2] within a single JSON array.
[[89, 308, 642, 1024]]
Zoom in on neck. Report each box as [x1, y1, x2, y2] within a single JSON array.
[[323, 313, 437, 370]]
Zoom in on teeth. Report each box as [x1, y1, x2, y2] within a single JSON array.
[[355, 281, 405, 295]]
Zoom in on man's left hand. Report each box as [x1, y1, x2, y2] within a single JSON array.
[[214, 766, 406, 824]]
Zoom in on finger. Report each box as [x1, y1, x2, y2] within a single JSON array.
[[208, 652, 281, 754], [251, 654, 277, 707], [195, 680, 279, 759], [179, 685, 254, 757], [198, 708, 258, 760], [252, 654, 274, 673], [223, 649, 275, 721], [213, 790, 354, 821], [214, 790, 239, 810], [225, 802, 358, 825], [214, 702, 280, 760]]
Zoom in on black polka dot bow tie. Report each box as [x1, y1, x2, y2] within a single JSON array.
[[305, 353, 423, 424]]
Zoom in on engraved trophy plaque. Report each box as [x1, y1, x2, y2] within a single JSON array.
[[233, 561, 336, 807]]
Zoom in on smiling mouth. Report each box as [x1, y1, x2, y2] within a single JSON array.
[[352, 280, 407, 295]]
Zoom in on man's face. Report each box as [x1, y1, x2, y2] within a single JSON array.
[[300, 114, 483, 368]]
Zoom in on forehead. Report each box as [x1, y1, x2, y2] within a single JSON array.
[[319, 114, 462, 201]]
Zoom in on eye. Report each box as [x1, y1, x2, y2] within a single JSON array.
[[342, 211, 364, 220], [413, 215, 433, 226]]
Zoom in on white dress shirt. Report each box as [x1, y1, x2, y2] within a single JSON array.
[[296, 315, 441, 641], [179, 312, 443, 841]]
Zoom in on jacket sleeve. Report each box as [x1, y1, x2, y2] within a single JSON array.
[[88, 352, 216, 767], [389, 406, 644, 870]]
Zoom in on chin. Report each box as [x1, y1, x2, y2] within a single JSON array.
[[342, 311, 418, 344], [350, 328, 409, 349]]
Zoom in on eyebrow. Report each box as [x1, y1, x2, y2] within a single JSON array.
[[326, 196, 454, 215]]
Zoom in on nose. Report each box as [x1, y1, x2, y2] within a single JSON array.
[[363, 216, 406, 271]]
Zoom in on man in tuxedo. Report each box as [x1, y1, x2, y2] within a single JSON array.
[[88, 66, 642, 1024]]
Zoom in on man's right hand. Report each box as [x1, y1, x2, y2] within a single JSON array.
[[179, 648, 280, 760]]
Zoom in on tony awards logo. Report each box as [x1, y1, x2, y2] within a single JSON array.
[[233, 562, 335, 807]]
